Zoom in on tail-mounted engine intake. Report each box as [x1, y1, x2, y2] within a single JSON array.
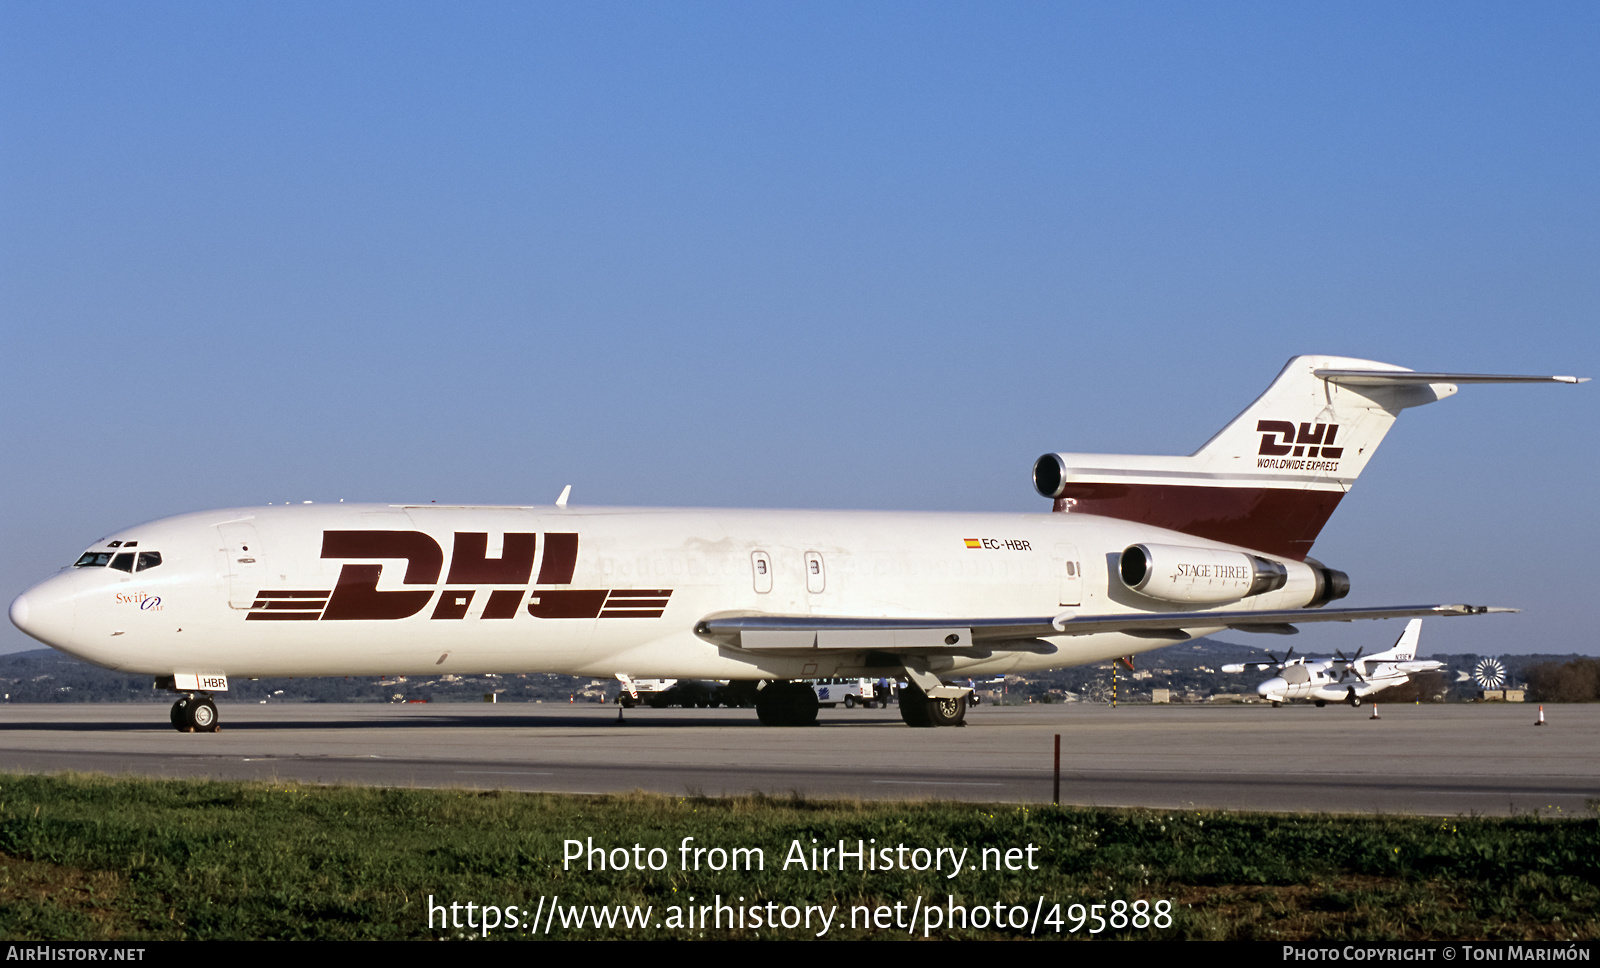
[[1118, 543, 1289, 605], [1033, 454, 1068, 499]]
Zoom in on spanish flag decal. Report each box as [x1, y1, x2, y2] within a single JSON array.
[[963, 538, 982, 549]]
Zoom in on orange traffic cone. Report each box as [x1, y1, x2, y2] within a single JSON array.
[[1535, 705, 1546, 726], [1369, 703, 1380, 720]]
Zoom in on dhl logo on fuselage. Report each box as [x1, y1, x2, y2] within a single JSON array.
[[244, 530, 671, 622]]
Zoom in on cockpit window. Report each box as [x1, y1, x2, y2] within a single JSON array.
[[75, 549, 162, 570]]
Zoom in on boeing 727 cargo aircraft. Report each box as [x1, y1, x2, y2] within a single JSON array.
[[8, 356, 1584, 731]]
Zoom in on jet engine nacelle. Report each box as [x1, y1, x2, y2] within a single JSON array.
[[1118, 543, 1291, 605], [1118, 543, 1350, 607], [1302, 557, 1351, 608]]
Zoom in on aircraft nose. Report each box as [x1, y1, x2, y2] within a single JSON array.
[[9, 578, 76, 649], [1258, 677, 1286, 697]]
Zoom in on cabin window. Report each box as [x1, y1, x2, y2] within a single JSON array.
[[75, 552, 112, 567], [751, 551, 773, 593], [804, 551, 825, 594], [136, 552, 163, 572], [109, 553, 135, 573]]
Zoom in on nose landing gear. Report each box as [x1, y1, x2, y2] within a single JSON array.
[[170, 695, 219, 733]]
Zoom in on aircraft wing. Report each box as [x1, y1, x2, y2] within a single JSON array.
[[695, 604, 1514, 655], [1220, 661, 1284, 673], [1392, 660, 1446, 673]]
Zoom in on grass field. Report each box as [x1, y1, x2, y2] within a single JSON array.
[[0, 772, 1594, 941]]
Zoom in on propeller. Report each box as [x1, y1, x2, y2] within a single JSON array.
[[1334, 647, 1367, 683]]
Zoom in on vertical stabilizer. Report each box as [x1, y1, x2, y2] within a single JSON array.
[[1384, 619, 1423, 660], [1032, 356, 1584, 559]]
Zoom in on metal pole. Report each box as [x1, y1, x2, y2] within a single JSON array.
[[1053, 733, 1061, 805]]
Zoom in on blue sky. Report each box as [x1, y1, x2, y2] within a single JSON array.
[[2, 2, 1595, 658]]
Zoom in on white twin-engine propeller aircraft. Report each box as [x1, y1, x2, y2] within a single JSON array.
[[1224, 618, 1444, 707], [8, 356, 1585, 732]]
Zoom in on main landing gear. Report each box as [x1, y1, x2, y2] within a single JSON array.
[[898, 682, 967, 728], [170, 695, 219, 733], [755, 681, 819, 727], [751, 677, 971, 728], [1313, 693, 1363, 710]]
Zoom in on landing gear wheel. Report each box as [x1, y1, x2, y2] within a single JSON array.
[[755, 685, 782, 725], [1350, 696, 1362, 708], [171, 695, 218, 732], [898, 683, 967, 727], [755, 682, 819, 727], [188, 697, 219, 732], [1314, 700, 1327, 708], [898, 684, 933, 728], [927, 693, 967, 727]]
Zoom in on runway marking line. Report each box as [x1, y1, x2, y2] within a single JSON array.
[[872, 780, 1004, 787]]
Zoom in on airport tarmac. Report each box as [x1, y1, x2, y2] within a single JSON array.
[[0, 701, 1595, 817]]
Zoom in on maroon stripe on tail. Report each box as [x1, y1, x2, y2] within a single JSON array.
[[1053, 484, 1344, 560]]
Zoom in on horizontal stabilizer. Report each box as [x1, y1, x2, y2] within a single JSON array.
[[1315, 369, 1587, 386]]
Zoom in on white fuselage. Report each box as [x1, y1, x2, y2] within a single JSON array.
[[11, 502, 1324, 683]]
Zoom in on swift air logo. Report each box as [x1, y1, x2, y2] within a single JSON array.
[[1256, 420, 1344, 470], [244, 530, 671, 623]]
